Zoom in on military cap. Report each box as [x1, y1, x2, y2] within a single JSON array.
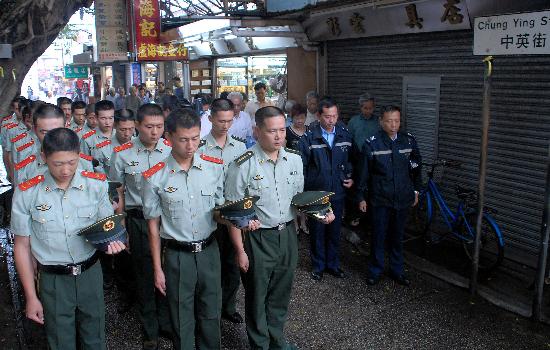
[[108, 181, 122, 202], [78, 213, 127, 251], [291, 191, 334, 220], [214, 196, 259, 229]]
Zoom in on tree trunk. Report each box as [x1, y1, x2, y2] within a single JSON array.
[[0, 0, 92, 116]]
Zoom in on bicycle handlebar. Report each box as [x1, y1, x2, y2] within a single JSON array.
[[422, 159, 462, 168]]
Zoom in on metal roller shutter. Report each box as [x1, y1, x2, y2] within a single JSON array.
[[327, 30, 550, 267]]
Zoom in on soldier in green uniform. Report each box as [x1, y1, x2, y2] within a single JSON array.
[[11, 127, 126, 350], [198, 98, 247, 324], [80, 100, 116, 157], [109, 103, 172, 350], [143, 108, 227, 349], [77, 104, 97, 138], [69, 100, 87, 131], [225, 106, 335, 350], [92, 108, 135, 175], [13, 104, 94, 186]]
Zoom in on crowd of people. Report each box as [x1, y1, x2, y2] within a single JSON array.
[[2, 81, 421, 349]]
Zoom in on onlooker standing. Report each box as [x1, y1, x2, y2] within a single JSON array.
[[357, 105, 422, 287], [114, 87, 126, 110], [305, 91, 319, 126], [347, 93, 379, 155], [105, 88, 118, 104], [227, 92, 253, 145], [244, 82, 274, 124], [172, 76, 185, 103], [285, 103, 307, 151], [139, 87, 151, 104], [298, 98, 353, 281], [125, 86, 141, 116]]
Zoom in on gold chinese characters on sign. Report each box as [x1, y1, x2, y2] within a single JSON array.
[[405, 4, 423, 29], [441, 0, 464, 24]]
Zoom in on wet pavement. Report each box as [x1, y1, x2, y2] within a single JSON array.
[[1, 227, 550, 350]]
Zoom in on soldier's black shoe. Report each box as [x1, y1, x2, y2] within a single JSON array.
[[310, 271, 323, 281], [326, 268, 347, 278], [366, 275, 380, 286], [389, 274, 410, 286], [222, 311, 244, 324]]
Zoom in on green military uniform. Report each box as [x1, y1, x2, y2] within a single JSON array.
[[108, 137, 172, 344], [90, 135, 125, 175], [225, 144, 304, 350], [11, 130, 38, 165], [0, 113, 17, 145], [142, 153, 225, 350], [76, 122, 94, 138], [4, 121, 28, 160], [198, 133, 246, 318], [81, 128, 116, 156], [11, 170, 114, 350]]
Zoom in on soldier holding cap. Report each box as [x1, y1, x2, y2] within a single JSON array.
[[198, 98, 247, 324], [11, 128, 125, 350], [142, 108, 225, 349], [109, 103, 172, 350], [224, 106, 334, 350]]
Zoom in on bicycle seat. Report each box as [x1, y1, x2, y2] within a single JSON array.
[[456, 185, 476, 199]]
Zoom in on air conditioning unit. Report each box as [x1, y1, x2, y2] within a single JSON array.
[[0, 44, 12, 59]]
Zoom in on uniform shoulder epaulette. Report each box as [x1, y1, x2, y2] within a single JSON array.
[[18, 174, 45, 191], [163, 139, 172, 147], [82, 129, 96, 139], [81, 171, 107, 181], [5, 122, 18, 130], [1, 115, 11, 122], [143, 161, 165, 179], [80, 153, 93, 161], [14, 154, 36, 170], [235, 150, 254, 166], [16, 139, 34, 152], [96, 139, 111, 149], [200, 154, 223, 164], [74, 127, 83, 133], [114, 142, 133, 153], [11, 132, 27, 143], [199, 139, 206, 148], [284, 147, 301, 156], [231, 135, 246, 143]]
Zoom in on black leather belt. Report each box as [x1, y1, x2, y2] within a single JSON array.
[[126, 208, 144, 219], [164, 234, 215, 253], [264, 221, 293, 231], [38, 252, 99, 276]]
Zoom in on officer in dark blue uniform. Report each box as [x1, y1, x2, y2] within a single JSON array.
[[357, 105, 422, 286], [299, 98, 353, 281]]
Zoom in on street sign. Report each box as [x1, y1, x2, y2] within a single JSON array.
[[64, 66, 89, 79], [474, 10, 550, 55]]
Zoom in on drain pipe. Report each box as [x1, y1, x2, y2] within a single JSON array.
[[533, 144, 550, 321]]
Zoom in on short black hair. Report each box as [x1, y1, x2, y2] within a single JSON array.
[[137, 103, 163, 122], [290, 103, 307, 117], [95, 100, 115, 114], [317, 97, 338, 114], [115, 109, 135, 123], [381, 105, 401, 115], [71, 100, 86, 112], [57, 97, 72, 107], [255, 106, 285, 128], [254, 82, 267, 91], [165, 109, 200, 133], [86, 103, 95, 115], [220, 91, 229, 99], [33, 104, 65, 126], [162, 95, 180, 112], [42, 127, 80, 157], [210, 98, 234, 116]]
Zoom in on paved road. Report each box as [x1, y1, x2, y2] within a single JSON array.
[[4, 231, 547, 350]]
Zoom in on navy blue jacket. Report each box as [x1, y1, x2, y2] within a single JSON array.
[[357, 130, 422, 209], [298, 123, 353, 201]]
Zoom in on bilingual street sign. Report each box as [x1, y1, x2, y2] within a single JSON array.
[[474, 10, 550, 55], [64, 66, 89, 79]]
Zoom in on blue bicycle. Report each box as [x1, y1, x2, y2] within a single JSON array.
[[409, 160, 505, 272]]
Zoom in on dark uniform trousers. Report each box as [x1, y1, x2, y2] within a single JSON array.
[[126, 210, 171, 342], [368, 206, 409, 278], [242, 225, 298, 350], [39, 261, 105, 350], [164, 240, 221, 350], [215, 224, 241, 315], [308, 198, 344, 273]]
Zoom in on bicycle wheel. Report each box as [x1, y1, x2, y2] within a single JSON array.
[[461, 212, 504, 272], [408, 191, 432, 237]]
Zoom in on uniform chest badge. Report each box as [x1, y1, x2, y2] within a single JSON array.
[[253, 175, 264, 180], [36, 204, 51, 211], [164, 186, 178, 193], [290, 171, 297, 175], [128, 161, 139, 167]]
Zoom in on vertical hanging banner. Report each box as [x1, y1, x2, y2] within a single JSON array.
[[96, 0, 128, 62], [133, 0, 188, 61]]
